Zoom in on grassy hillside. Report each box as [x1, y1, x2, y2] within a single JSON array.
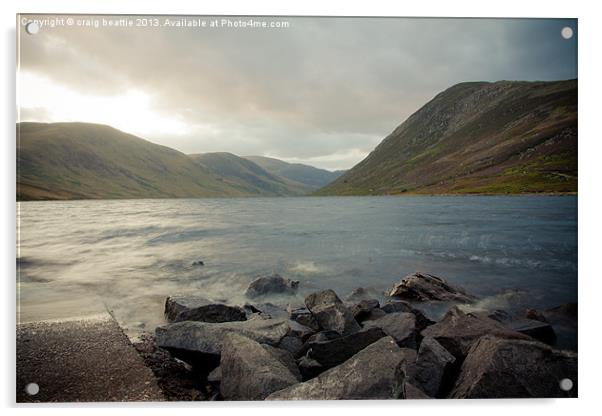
[[317, 80, 577, 196], [17, 122, 256, 200], [190, 152, 312, 196], [245, 156, 344, 190]]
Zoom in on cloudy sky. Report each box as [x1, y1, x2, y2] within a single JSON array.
[[18, 16, 577, 170]]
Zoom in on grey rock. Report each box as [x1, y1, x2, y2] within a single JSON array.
[[403, 383, 432, 399], [388, 272, 476, 303], [363, 312, 417, 348], [300, 327, 386, 370], [220, 333, 300, 400], [421, 306, 530, 359], [262, 344, 302, 381], [351, 299, 380, 322], [155, 318, 290, 367], [406, 337, 456, 397], [380, 301, 435, 332], [267, 336, 415, 400], [450, 336, 578, 398], [164, 295, 246, 323], [244, 302, 289, 320], [305, 289, 361, 335], [245, 274, 299, 298], [278, 335, 304, 355], [288, 306, 320, 331], [472, 309, 557, 345], [207, 366, 222, 384], [287, 319, 315, 340], [345, 287, 382, 302]]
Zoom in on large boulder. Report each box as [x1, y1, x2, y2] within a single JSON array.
[[267, 336, 416, 400], [405, 337, 456, 397], [305, 289, 361, 335], [388, 272, 476, 303], [155, 318, 290, 369], [450, 336, 577, 398], [363, 312, 417, 348], [472, 309, 557, 345], [298, 327, 386, 370], [164, 295, 246, 323], [288, 306, 320, 331], [245, 274, 299, 298], [220, 333, 300, 400], [380, 301, 435, 332], [421, 307, 530, 359]]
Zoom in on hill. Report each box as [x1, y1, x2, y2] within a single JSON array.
[[17, 122, 262, 200], [190, 152, 312, 196], [316, 80, 577, 195], [244, 155, 344, 190]]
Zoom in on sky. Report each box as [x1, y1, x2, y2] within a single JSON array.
[[17, 16, 577, 170]]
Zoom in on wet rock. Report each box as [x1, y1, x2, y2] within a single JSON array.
[[245, 274, 299, 298], [388, 272, 476, 303], [380, 301, 435, 332], [267, 337, 415, 400], [299, 327, 386, 370], [164, 295, 246, 323], [406, 337, 456, 397], [363, 312, 417, 348], [262, 344, 302, 381], [155, 318, 290, 369], [305, 289, 361, 335], [220, 333, 300, 400], [421, 307, 530, 359], [243, 302, 289, 320], [351, 299, 380, 322], [450, 336, 578, 398]]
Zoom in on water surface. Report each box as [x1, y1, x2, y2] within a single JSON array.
[[17, 196, 577, 339]]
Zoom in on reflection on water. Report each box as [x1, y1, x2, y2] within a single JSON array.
[[17, 196, 577, 339]]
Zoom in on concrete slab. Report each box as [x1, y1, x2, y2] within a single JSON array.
[[17, 313, 165, 402]]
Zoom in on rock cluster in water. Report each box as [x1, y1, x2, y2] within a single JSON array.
[[151, 272, 577, 400]]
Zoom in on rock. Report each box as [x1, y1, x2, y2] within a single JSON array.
[[421, 307, 530, 359], [164, 295, 246, 323], [267, 336, 415, 400], [403, 383, 431, 399], [351, 299, 380, 322], [287, 320, 315, 340], [345, 287, 382, 302], [192, 260, 204, 266], [288, 306, 320, 331], [155, 318, 290, 369], [261, 344, 302, 381], [297, 356, 323, 381], [388, 272, 476, 303], [243, 302, 289, 320], [473, 309, 557, 345], [305, 289, 361, 335], [406, 337, 456, 397], [220, 333, 300, 400], [245, 274, 299, 298], [450, 336, 577, 398], [207, 366, 222, 384], [363, 312, 417, 348], [278, 335, 304, 355], [299, 327, 386, 370], [525, 308, 548, 323], [380, 301, 435, 332]]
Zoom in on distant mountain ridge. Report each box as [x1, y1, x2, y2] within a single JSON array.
[[244, 155, 345, 190], [317, 79, 577, 195], [16, 122, 337, 200]]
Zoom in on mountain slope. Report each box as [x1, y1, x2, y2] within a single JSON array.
[[17, 122, 256, 200], [317, 80, 577, 195], [190, 152, 312, 196], [244, 155, 344, 189]]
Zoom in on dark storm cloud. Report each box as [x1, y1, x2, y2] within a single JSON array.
[[18, 16, 577, 169]]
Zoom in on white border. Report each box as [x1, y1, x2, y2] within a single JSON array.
[[3, 1, 602, 415]]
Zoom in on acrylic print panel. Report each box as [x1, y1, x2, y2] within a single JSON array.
[[16, 14, 577, 402]]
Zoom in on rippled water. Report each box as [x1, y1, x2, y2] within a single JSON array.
[[17, 196, 577, 339]]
